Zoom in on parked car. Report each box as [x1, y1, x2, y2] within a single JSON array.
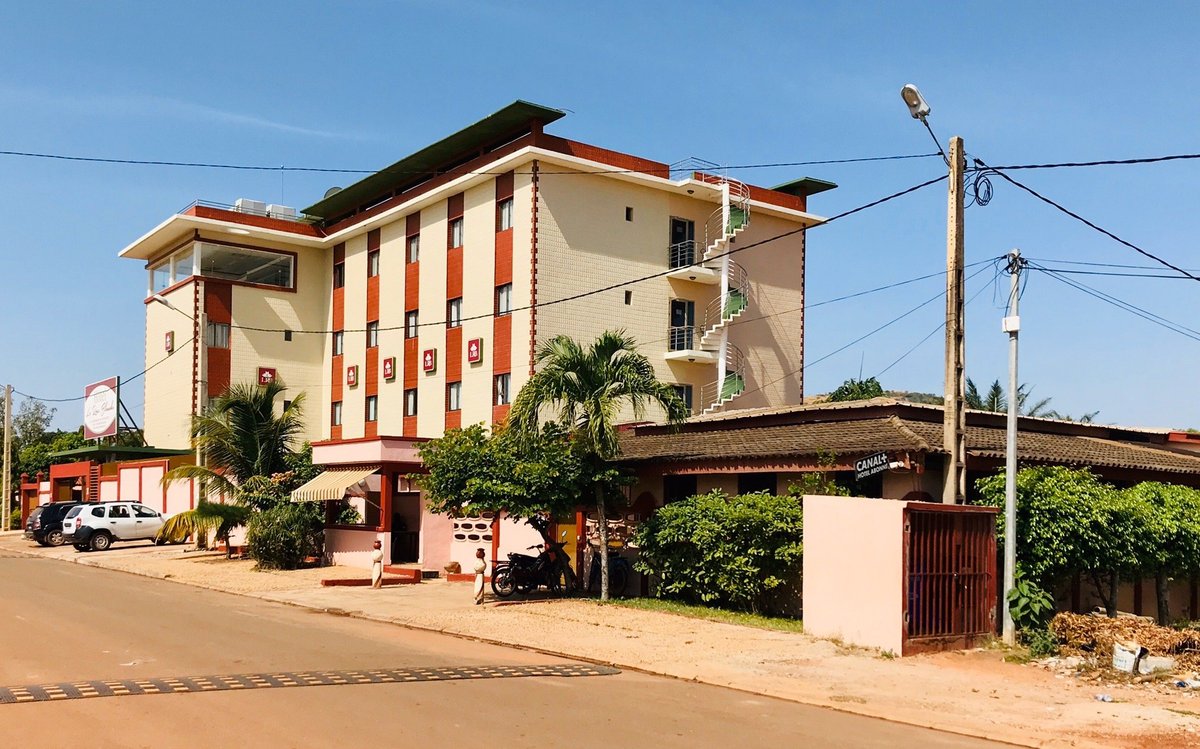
[[23, 502, 85, 547], [62, 502, 166, 552]]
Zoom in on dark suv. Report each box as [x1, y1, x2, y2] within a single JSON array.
[[24, 502, 84, 547]]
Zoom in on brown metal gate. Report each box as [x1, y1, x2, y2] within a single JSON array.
[[903, 503, 998, 654]]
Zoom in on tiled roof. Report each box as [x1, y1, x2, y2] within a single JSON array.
[[618, 413, 1200, 476]]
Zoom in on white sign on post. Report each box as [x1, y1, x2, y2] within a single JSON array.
[[83, 377, 120, 440]]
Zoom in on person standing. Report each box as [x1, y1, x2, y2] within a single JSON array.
[[473, 547, 487, 605], [371, 540, 384, 589]]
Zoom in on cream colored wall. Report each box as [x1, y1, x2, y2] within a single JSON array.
[[535, 168, 719, 421], [458, 181, 499, 428], [416, 201, 448, 437], [507, 171, 535, 398], [143, 282, 196, 449], [227, 244, 329, 445]]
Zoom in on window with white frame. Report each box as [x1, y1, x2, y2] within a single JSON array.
[[368, 249, 380, 277], [449, 217, 463, 249], [331, 401, 343, 426], [333, 331, 344, 356], [405, 311, 419, 339], [447, 381, 462, 412], [407, 234, 420, 263], [497, 198, 513, 231], [495, 373, 511, 406], [367, 321, 379, 348], [365, 395, 378, 422], [205, 322, 230, 349], [404, 388, 418, 417], [495, 283, 512, 316], [447, 298, 462, 329]]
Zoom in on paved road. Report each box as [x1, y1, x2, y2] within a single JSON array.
[[0, 550, 1003, 748]]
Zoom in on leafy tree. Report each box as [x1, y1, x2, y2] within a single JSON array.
[[16, 430, 87, 478], [418, 423, 587, 522], [509, 331, 688, 600], [163, 380, 306, 497], [828, 377, 884, 402], [634, 490, 804, 614], [1121, 483, 1200, 624], [965, 378, 1060, 417], [246, 503, 324, 570]]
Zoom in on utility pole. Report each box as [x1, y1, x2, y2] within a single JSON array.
[[943, 137, 967, 504], [3, 384, 12, 532], [1002, 249, 1024, 645]]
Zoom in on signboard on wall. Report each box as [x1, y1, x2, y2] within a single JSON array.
[[164, 331, 174, 353], [83, 377, 120, 440], [422, 349, 437, 373], [346, 365, 359, 388], [258, 367, 277, 386], [383, 357, 396, 381], [854, 452, 891, 482], [467, 338, 483, 364]]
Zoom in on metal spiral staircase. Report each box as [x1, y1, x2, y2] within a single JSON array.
[[665, 173, 753, 414]]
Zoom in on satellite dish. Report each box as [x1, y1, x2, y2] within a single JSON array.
[[323, 186, 343, 198]]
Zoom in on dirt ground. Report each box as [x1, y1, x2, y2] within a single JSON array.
[[5, 533, 1199, 748]]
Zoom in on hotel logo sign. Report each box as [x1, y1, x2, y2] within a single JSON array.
[[83, 377, 120, 440]]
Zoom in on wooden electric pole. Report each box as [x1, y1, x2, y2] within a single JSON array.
[[943, 137, 967, 504]]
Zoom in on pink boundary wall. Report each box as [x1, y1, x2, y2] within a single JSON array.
[[803, 495, 907, 654]]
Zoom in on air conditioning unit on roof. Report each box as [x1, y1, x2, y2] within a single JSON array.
[[234, 198, 268, 215], [266, 204, 297, 220]]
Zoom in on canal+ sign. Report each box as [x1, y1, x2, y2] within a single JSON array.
[[853, 452, 891, 482]]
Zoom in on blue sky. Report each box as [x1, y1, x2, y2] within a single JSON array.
[[2, 1, 1198, 429]]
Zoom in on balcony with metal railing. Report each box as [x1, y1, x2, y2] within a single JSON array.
[[663, 325, 716, 364]]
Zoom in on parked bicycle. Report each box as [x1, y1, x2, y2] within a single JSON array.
[[586, 548, 631, 597]]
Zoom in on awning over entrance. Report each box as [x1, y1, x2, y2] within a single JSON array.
[[290, 468, 378, 502]]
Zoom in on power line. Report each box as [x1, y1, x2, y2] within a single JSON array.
[[13, 336, 197, 404], [227, 173, 949, 335], [1026, 262, 1200, 342], [980, 153, 1200, 171], [975, 157, 1200, 283], [1024, 257, 1200, 273], [735, 264, 996, 401], [1025, 267, 1193, 280], [0, 147, 941, 178]]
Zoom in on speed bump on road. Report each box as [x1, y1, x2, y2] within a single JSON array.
[[0, 663, 619, 705]]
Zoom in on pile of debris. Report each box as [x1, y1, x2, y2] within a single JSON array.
[[1051, 612, 1200, 672]]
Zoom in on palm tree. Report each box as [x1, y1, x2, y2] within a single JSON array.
[[509, 331, 688, 600], [965, 378, 1054, 417], [161, 381, 305, 548]]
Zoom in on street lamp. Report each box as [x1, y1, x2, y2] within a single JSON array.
[[900, 84, 931, 120]]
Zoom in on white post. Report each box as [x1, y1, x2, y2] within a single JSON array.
[[1002, 249, 1022, 645], [3, 384, 12, 532], [943, 137, 967, 504]]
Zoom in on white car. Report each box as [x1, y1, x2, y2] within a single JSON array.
[[61, 502, 166, 552]]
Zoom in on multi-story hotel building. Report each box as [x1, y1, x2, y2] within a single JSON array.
[[117, 101, 834, 570]]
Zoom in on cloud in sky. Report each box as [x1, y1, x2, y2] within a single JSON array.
[[0, 85, 368, 140]]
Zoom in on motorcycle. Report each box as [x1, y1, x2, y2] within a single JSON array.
[[490, 522, 576, 598]]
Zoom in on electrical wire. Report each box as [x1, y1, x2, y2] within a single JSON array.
[[0, 148, 941, 177], [980, 153, 1200, 171], [974, 157, 1200, 283], [225, 173, 949, 335], [12, 336, 197, 404], [733, 264, 996, 402], [1026, 262, 1200, 342], [1024, 257, 1200, 272]]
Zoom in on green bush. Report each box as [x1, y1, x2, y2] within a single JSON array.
[[247, 503, 324, 570], [633, 491, 803, 614]]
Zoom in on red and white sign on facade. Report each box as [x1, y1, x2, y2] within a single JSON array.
[[83, 377, 120, 440], [383, 357, 396, 381], [347, 365, 359, 387], [164, 331, 175, 353], [422, 349, 437, 373], [258, 367, 277, 386], [467, 338, 483, 364]]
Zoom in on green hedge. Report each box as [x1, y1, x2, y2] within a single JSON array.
[[246, 503, 324, 570], [633, 491, 803, 614]]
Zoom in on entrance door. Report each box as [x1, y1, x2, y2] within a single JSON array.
[[669, 299, 695, 350], [390, 492, 421, 564], [669, 218, 695, 268]]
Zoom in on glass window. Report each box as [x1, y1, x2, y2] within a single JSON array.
[[331, 401, 343, 426], [495, 284, 512, 316], [367, 321, 379, 348], [333, 262, 345, 288], [672, 384, 693, 411], [495, 373, 511, 406], [109, 505, 130, 518], [449, 217, 463, 249], [134, 505, 159, 518], [498, 198, 513, 231], [405, 311, 418, 339], [447, 298, 462, 329], [404, 388, 418, 417], [365, 395, 378, 422], [151, 262, 171, 293], [205, 322, 230, 349], [333, 331, 344, 356], [173, 250, 194, 282], [367, 250, 380, 278], [90, 507, 104, 517], [197, 242, 294, 288], [447, 381, 462, 412], [407, 235, 420, 263]]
